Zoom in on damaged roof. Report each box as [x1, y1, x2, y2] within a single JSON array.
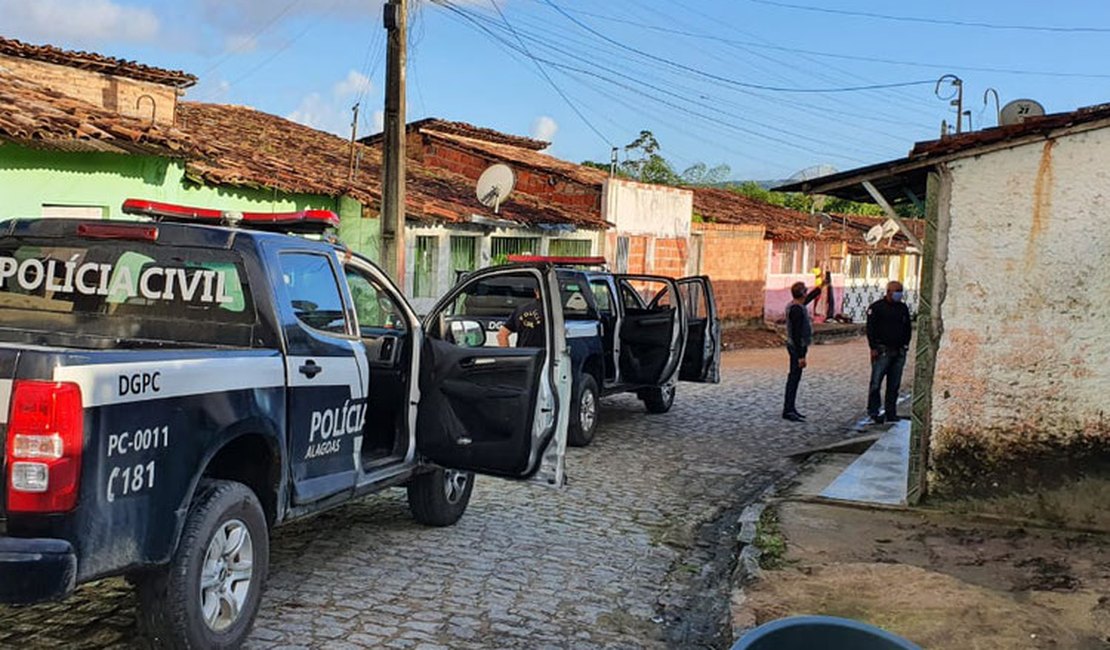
[[0, 68, 194, 156], [0, 36, 197, 88], [425, 130, 610, 187], [177, 103, 605, 228], [692, 188, 915, 253], [361, 117, 551, 151], [775, 102, 1110, 204]]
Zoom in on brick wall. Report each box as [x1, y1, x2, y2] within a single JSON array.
[[0, 55, 179, 127], [413, 133, 603, 216], [693, 222, 768, 323]]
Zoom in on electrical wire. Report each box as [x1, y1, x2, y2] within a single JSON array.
[[553, 7, 1110, 80], [481, 0, 613, 146], [539, 0, 937, 94], [750, 0, 1110, 34]]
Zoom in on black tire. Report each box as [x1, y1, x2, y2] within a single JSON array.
[[641, 383, 676, 414], [407, 468, 475, 527], [568, 374, 601, 447], [134, 480, 269, 650]]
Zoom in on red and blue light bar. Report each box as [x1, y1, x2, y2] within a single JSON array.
[[121, 199, 340, 234], [507, 255, 607, 267]]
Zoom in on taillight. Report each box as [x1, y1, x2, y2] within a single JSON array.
[[5, 381, 83, 513]]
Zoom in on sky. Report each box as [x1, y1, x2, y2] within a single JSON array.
[[3, 0, 1110, 181]]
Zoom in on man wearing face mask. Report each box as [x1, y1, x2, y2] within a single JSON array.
[[866, 281, 913, 424]]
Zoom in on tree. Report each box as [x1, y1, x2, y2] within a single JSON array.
[[680, 162, 732, 186]]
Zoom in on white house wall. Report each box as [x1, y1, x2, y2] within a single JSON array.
[[603, 178, 693, 238], [928, 127, 1110, 492]]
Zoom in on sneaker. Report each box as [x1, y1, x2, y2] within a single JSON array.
[[886, 414, 903, 423], [869, 414, 885, 425], [782, 412, 805, 422]]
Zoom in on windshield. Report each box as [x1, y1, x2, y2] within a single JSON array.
[[0, 238, 257, 347]]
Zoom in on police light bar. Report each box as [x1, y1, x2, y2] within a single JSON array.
[[121, 199, 340, 234], [506, 255, 607, 266]]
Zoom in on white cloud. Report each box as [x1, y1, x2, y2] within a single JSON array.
[[222, 33, 258, 54], [530, 116, 558, 145], [286, 69, 372, 137], [0, 0, 159, 45], [334, 70, 373, 98]]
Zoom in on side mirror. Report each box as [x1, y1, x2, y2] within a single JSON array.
[[449, 319, 486, 348]]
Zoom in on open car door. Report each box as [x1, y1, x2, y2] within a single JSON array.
[[677, 276, 721, 383], [417, 265, 571, 487], [617, 274, 686, 387]]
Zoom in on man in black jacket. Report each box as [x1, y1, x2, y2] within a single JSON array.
[[783, 281, 822, 422], [866, 281, 913, 423]]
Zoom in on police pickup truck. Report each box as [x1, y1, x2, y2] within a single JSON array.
[[0, 200, 571, 648], [464, 255, 720, 447]]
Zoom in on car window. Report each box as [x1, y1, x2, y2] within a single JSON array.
[[279, 253, 349, 335], [590, 280, 614, 315], [345, 267, 407, 334], [558, 275, 595, 320], [621, 284, 645, 310]]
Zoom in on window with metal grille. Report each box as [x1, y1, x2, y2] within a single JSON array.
[[615, 236, 630, 273], [449, 236, 478, 274], [490, 236, 539, 265], [772, 242, 800, 275], [847, 255, 866, 279], [870, 255, 891, 278], [548, 239, 593, 257], [413, 236, 438, 298]]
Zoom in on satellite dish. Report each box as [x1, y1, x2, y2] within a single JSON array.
[[880, 218, 900, 242], [476, 164, 516, 213], [864, 224, 884, 247], [999, 99, 1046, 126]]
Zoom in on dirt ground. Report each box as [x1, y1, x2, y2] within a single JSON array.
[[733, 462, 1110, 649], [722, 326, 783, 350]]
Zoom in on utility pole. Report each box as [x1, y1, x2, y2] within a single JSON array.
[[347, 102, 359, 181], [381, 0, 407, 287]]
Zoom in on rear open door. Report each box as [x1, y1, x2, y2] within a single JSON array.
[[416, 265, 570, 487], [616, 275, 686, 387], [677, 276, 721, 383]]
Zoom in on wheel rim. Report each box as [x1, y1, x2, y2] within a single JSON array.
[[199, 519, 254, 632], [579, 387, 597, 434], [443, 470, 470, 505], [662, 384, 675, 403]]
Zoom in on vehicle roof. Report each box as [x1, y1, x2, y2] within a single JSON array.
[[1, 217, 338, 253]]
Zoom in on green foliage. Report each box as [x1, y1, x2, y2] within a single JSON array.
[[616, 129, 728, 187], [728, 181, 886, 216]]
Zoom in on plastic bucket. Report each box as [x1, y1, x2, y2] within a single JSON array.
[[731, 615, 921, 650]]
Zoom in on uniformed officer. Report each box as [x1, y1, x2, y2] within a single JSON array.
[[866, 281, 912, 424]]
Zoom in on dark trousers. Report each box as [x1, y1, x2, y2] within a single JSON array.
[[868, 348, 907, 418], [783, 346, 805, 416]]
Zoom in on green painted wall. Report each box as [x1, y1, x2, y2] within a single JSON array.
[[0, 142, 382, 259]]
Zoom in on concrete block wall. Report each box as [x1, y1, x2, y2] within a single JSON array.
[[927, 129, 1110, 495], [0, 55, 179, 127]]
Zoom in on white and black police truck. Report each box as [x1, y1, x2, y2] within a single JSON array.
[[0, 199, 571, 648]]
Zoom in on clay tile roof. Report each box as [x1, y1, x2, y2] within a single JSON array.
[[691, 188, 915, 253], [362, 117, 550, 151], [0, 69, 194, 156], [427, 131, 610, 186], [910, 102, 1110, 158], [0, 36, 197, 88], [177, 103, 603, 228]]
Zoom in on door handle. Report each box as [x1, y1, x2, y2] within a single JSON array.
[[298, 360, 323, 378], [460, 357, 497, 369]]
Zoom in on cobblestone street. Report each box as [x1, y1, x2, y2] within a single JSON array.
[[2, 338, 901, 649]]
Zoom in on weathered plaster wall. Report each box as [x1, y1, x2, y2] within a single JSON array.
[[0, 55, 179, 126], [930, 129, 1110, 493], [603, 178, 692, 238]]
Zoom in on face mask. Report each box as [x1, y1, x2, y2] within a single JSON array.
[[892, 291, 905, 302]]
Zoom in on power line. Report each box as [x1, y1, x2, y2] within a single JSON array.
[[750, 0, 1110, 34], [458, 6, 890, 159], [561, 5, 1110, 80], [198, 0, 304, 78], [540, 0, 937, 94], [479, 0, 612, 146]]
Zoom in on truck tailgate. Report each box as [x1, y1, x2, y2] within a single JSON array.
[[0, 345, 19, 521]]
